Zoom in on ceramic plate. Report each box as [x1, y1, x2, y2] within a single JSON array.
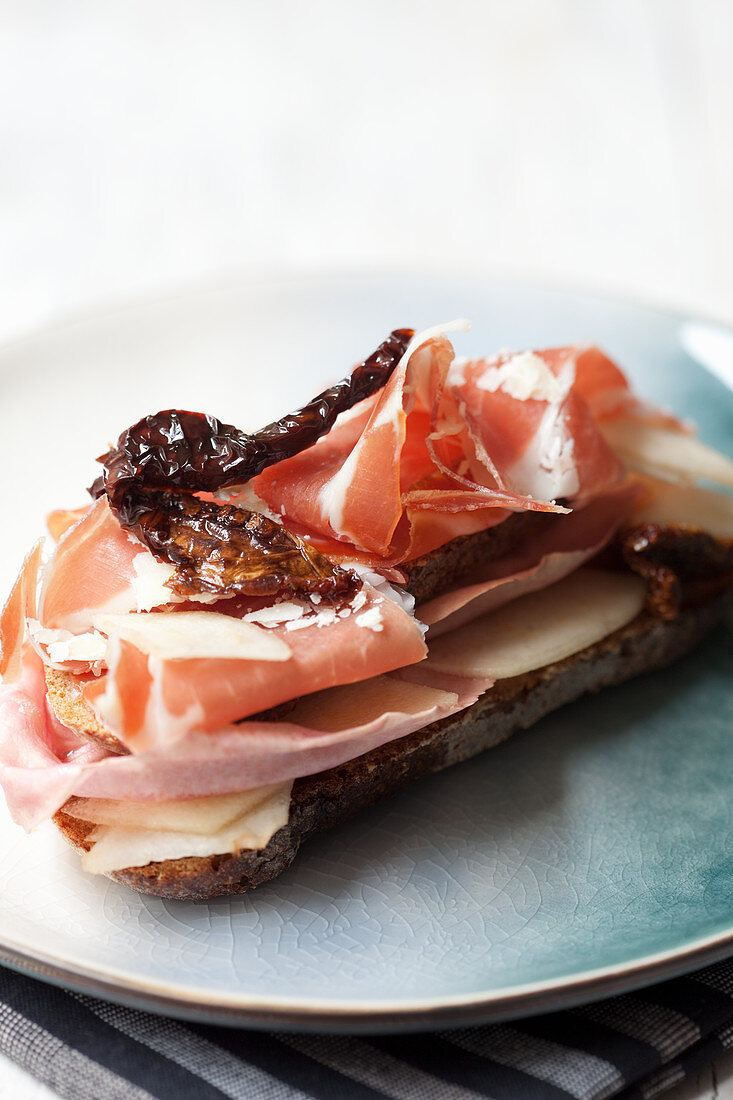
[[0, 275, 731, 1032]]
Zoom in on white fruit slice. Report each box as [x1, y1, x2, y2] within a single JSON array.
[[602, 419, 733, 488], [426, 568, 646, 680], [288, 675, 459, 734], [630, 479, 733, 539], [81, 782, 292, 875], [65, 785, 281, 836], [93, 610, 291, 662]]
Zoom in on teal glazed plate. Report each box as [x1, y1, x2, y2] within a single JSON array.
[[0, 275, 731, 1031]]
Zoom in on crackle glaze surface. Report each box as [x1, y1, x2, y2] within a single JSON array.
[[0, 277, 731, 1025]]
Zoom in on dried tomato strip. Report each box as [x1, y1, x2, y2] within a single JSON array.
[[129, 489, 358, 601], [98, 328, 414, 506], [622, 521, 733, 619], [94, 328, 413, 602]]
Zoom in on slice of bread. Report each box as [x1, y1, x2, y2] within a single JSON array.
[[53, 594, 729, 899]]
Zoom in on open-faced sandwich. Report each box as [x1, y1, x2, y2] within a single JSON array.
[[1, 320, 732, 899]]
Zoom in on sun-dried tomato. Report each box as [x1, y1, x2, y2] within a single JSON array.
[[129, 490, 357, 600], [95, 328, 413, 601], [621, 521, 733, 619]]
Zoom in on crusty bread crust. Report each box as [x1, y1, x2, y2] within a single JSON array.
[[54, 596, 729, 899], [45, 668, 126, 752], [403, 510, 545, 603]]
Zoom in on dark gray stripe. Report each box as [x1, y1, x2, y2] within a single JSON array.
[[372, 1033, 572, 1099], [76, 994, 308, 1100], [446, 1024, 623, 1100], [580, 995, 699, 1061], [0, 968, 212, 1099], [282, 1032, 487, 1100], [201, 1026, 391, 1100], [694, 958, 733, 998], [0, 1001, 154, 1100], [634, 977, 733, 1033], [521, 1012, 657, 1082]]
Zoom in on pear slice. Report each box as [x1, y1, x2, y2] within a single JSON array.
[[426, 568, 645, 680]]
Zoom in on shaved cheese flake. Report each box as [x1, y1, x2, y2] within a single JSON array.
[[130, 553, 178, 611], [288, 674, 459, 734], [65, 785, 282, 836], [81, 782, 292, 874], [93, 610, 291, 662], [426, 568, 646, 680], [28, 621, 108, 665], [477, 350, 574, 403], [602, 419, 733, 489], [243, 602, 305, 626], [630, 478, 733, 539], [356, 606, 383, 632]]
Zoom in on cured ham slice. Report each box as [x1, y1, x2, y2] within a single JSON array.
[[448, 349, 625, 506], [254, 325, 465, 555], [0, 644, 486, 830], [46, 506, 89, 542], [0, 648, 107, 828], [419, 484, 640, 637], [0, 541, 43, 683], [572, 345, 686, 429], [40, 498, 159, 632], [85, 583, 428, 751], [254, 333, 632, 563]]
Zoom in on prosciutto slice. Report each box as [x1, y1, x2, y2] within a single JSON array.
[[40, 498, 153, 631], [447, 349, 625, 506], [0, 541, 44, 683], [253, 332, 631, 562], [0, 646, 488, 831], [253, 326, 467, 556], [84, 582, 428, 751], [0, 648, 107, 828]]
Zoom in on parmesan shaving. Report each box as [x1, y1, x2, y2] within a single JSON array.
[[476, 350, 572, 403], [356, 606, 384, 632], [243, 602, 305, 626]]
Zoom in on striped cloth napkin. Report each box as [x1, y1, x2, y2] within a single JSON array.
[[1, 958, 732, 1100]]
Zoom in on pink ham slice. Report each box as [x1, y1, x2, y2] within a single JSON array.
[[253, 335, 459, 556], [448, 349, 625, 507], [0, 541, 44, 683], [0, 647, 108, 829], [253, 336, 632, 564], [39, 498, 142, 631], [420, 483, 640, 638], [572, 345, 686, 429], [0, 645, 488, 831], [84, 583, 428, 751]]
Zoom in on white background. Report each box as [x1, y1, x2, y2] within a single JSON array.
[[1, 2, 732, 1097], [1, 0, 733, 342]]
